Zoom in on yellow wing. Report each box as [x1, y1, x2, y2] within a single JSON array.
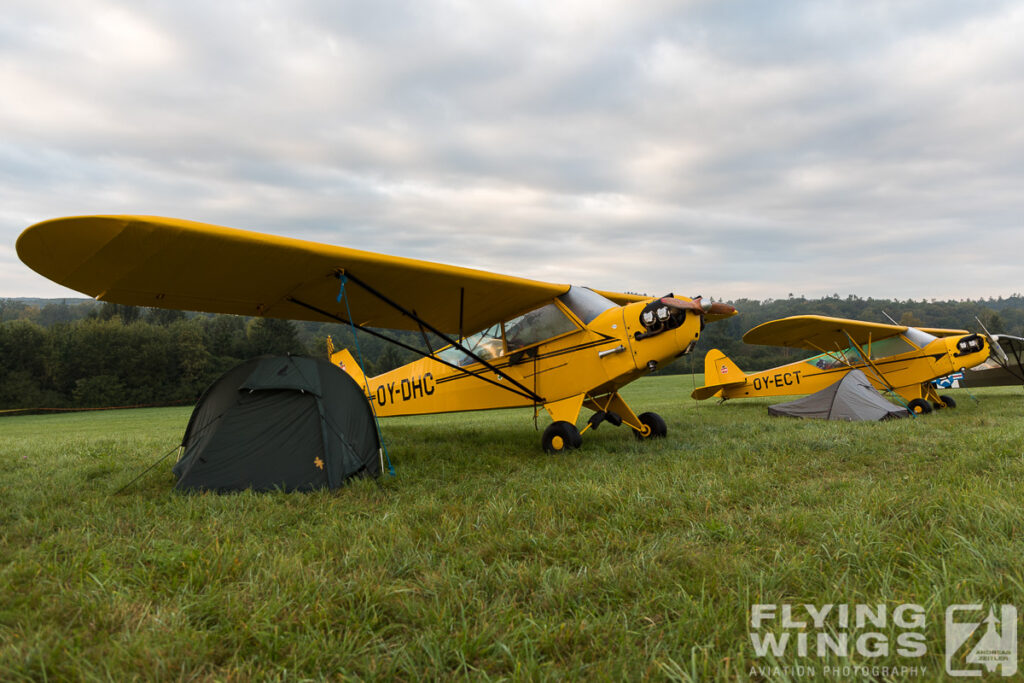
[[743, 315, 967, 350], [594, 289, 649, 306], [17, 215, 587, 334]]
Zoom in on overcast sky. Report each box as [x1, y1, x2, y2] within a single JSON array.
[[3, 0, 1023, 303]]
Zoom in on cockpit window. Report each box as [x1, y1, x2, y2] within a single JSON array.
[[558, 286, 617, 324], [805, 349, 860, 370], [504, 303, 578, 352], [436, 324, 503, 367], [803, 335, 917, 369], [868, 336, 915, 358], [434, 303, 579, 367]]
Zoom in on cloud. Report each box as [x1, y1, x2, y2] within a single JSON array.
[[3, 0, 1024, 303]]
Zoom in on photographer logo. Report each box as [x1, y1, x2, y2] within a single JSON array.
[[945, 604, 1017, 677]]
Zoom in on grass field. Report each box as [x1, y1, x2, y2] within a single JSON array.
[[1, 375, 1023, 681]]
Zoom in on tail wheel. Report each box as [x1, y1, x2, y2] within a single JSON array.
[[542, 421, 582, 454], [937, 394, 957, 409], [633, 412, 668, 440], [908, 398, 933, 415]]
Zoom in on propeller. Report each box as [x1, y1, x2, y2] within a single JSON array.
[[659, 296, 737, 321], [636, 294, 737, 339], [976, 317, 1009, 367]]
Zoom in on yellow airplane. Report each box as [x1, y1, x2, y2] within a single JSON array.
[[692, 315, 992, 414], [17, 215, 736, 452]]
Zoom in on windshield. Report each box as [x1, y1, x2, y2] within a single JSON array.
[[868, 336, 916, 358], [558, 286, 617, 324], [903, 327, 938, 349]]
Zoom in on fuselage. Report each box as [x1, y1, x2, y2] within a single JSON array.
[[715, 331, 990, 403], [357, 290, 706, 417]]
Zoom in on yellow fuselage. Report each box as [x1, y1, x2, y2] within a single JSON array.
[[358, 299, 702, 418], [716, 334, 990, 403]]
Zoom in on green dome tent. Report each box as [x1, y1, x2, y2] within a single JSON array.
[[174, 356, 381, 491]]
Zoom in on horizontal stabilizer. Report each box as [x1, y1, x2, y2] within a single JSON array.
[[691, 349, 746, 400]]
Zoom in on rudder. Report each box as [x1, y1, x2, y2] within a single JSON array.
[[691, 349, 746, 400], [331, 348, 368, 394]]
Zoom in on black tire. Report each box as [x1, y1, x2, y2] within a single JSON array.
[[542, 421, 582, 454], [938, 394, 957, 409], [908, 398, 933, 415], [633, 412, 668, 439]]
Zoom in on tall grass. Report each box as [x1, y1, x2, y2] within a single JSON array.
[[1, 378, 1022, 680]]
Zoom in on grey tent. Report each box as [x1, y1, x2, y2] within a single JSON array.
[[174, 355, 381, 491], [768, 369, 908, 421]]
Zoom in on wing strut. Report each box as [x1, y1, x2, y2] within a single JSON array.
[[412, 311, 434, 356], [287, 296, 543, 403], [803, 331, 904, 402], [335, 271, 545, 403], [459, 287, 465, 342], [840, 330, 904, 401]]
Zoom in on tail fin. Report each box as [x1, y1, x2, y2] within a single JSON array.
[[331, 348, 368, 392], [691, 349, 746, 400]]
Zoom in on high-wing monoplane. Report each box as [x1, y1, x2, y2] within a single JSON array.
[[17, 215, 736, 451], [692, 315, 991, 414]]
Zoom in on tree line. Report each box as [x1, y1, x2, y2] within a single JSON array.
[[1, 294, 1022, 410], [0, 300, 413, 411]]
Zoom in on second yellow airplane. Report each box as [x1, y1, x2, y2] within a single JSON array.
[[692, 315, 992, 414]]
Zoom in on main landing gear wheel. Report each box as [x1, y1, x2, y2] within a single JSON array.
[[633, 412, 668, 440], [907, 398, 933, 415], [933, 395, 957, 409], [542, 421, 582, 454]]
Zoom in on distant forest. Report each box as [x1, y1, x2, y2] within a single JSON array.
[[1, 294, 1022, 411]]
